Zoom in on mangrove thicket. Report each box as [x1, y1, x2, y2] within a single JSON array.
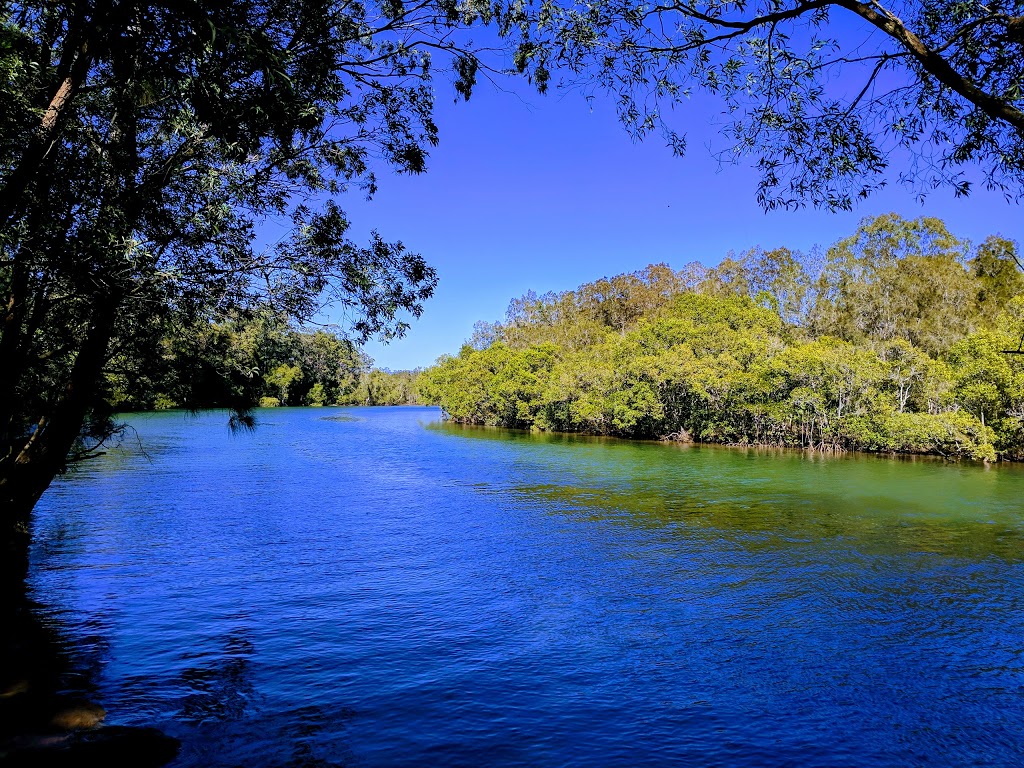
[[420, 214, 1024, 461]]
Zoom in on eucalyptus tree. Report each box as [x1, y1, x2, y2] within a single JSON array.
[[0, 0, 493, 576], [504, 0, 1024, 209], [807, 214, 1017, 353], [971, 235, 1024, 324]]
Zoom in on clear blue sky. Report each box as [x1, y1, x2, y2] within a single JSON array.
[[334, 79, 1024, 371]]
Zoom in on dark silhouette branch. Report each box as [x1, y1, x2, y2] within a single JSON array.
[[834, 0, 1024, 134]]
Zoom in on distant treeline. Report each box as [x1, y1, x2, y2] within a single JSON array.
[[419, 214, 1024, 461], [108, 309, 423, 411]]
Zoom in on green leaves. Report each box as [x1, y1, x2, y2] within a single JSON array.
[[423, 214, 1022, 461], [499, 0, 1024, 209]]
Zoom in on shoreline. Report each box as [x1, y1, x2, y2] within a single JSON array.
[[0, 591, 179, 767], [433, 417, 1016, 466], [105, 405, 1020, 466]]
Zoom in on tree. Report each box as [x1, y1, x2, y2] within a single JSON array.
[[265, 364, 303, 406], [971, 235, 1024, 325], [0, 0, 494, 583], [504, 0, 1024, 209], [809, 214, 985, 353], [295, 330, 366, 405], [422, 216, 1014, 462], [701, 246, 814, 325]]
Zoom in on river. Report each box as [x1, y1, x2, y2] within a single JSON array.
[[29, 406, 1024, 766]]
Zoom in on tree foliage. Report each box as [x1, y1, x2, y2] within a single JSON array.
[[421, 214, 1024, 461], [0, 0, 489, 524], [503, 0, 1024, 209], [106, 308, 424, 410]]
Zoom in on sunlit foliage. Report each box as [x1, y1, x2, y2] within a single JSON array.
[[421, 215, 1024, 461]]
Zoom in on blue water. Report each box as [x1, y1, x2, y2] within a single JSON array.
[[29, 406, 1024, 766]]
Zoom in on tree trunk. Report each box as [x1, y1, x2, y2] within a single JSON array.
[[0, 258, 32, 446], [0, 293, 120, 596], [0, 17, 98, 229]]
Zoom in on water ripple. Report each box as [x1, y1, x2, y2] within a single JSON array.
[[28, 407, 1024, 767]]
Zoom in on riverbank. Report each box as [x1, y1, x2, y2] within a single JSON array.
[[436, 414, 1007, 465]]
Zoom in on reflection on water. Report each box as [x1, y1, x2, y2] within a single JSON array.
[[178, 628, 258, 724], [435, 421, 1024, 560], [28, 407, 1024, 767]]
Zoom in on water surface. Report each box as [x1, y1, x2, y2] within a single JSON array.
[[30, 407, 1024, 766]]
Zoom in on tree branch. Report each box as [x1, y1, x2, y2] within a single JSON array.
[[834, 0, 1024, 134]]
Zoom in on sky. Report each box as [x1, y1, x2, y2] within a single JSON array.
[[335, 78, 1024, 371]]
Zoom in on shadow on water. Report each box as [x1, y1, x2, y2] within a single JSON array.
[[167, 627, 357, 768], [1, 593, 355, 767], [0, 590, 180, 767], [178, 629, 260, 724], [176, 705, 358, 768], [0, 594, 90, 738]]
